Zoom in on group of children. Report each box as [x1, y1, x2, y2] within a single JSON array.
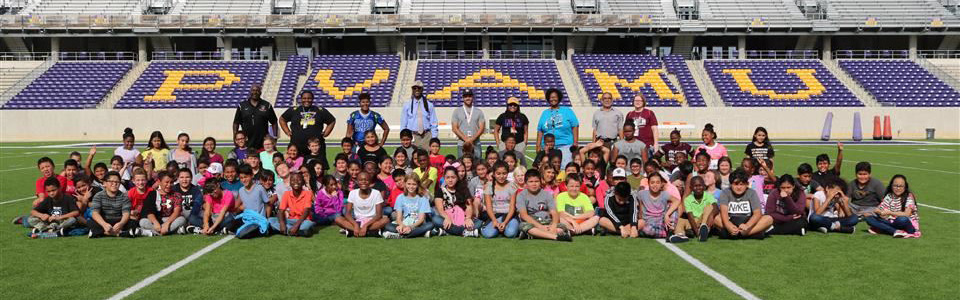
[[17, 124, 922, 241]]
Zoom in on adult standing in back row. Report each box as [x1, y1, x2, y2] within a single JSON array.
[[452, 89, 486, 158], [625, 94, 659, 154], [401, 81, 438, 150], [537, 88, 579, 166], [279, 91, 336, 171], [493, 97, 529, 153], [592, 92, 623, 148], [232, 84, 278, 150]]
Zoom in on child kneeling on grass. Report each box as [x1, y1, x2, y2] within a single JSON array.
[[432, 167, 480, 237], [516, 169, 571, 241], [139, 172, 186, 237], [864, 175, 921, 238], [714, 168, 773, 240], [682, 176, 717, 242], [335, 172, 389, 238], [87, 171, 137, 238], [556, 174, 600, 236], [599, 182, 639, 238], [807, 177, 857, 234], [638, 173, 686, 243], [29, 177, 80, 236], [383, 174, 434, 238], [270, 175, 315, 237]]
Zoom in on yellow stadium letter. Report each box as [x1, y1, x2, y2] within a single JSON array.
[[583, 68, 686, 104], [313, 69, 392, 100], [144, 70, 240, 101], [722, 69, 825, 100], [426, 69, 546, 100]]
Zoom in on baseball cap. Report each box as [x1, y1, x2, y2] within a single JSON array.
[[506, 97, 520, 105], [207, 163, 223, 175], [462, 89, 474, 96], [412, 81, 424, 88], [612, 168, 627, 178]]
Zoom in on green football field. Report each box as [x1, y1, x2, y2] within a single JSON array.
[[1, 141, 958, 300]]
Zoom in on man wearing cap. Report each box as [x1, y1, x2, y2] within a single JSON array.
[[400, 81, 438, 150], [451, 89, 486, 158], [232, 84, 278, 150]]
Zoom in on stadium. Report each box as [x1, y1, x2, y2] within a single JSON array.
[[0, 0, 958, 299]]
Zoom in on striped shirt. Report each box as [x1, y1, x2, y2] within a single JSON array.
[[91, 190, 132, 220]]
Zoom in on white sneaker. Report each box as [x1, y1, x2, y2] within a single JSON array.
[[463, 229, 477, 237], [140, 229, 155, 237], [382, 231, 401, 239], [800, 228, 806, 236], [817, 227, 829, 234], [424, 230, 432, 238], [893, 230, 908, 238]]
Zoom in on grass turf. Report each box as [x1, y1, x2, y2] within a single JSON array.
[[0, 142, 958, 300]]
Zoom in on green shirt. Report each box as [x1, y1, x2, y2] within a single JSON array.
[[556, 192, 594, 216], [683, 193, 717, 219]]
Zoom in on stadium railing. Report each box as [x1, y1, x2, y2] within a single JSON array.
[[833, 50, 911, 59], [58, 51, 136, 61], [0, 52, 50, 61], [918, 50, 960, 58]]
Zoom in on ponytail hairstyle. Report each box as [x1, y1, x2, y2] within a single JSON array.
[[122, 127, 135, 141]]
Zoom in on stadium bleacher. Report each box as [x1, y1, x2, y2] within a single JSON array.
[[300, 55, 400, 108], [176, 0, 264, 15], [415, 59, 568, 107], [400, 0, 574, 14], [698, 0, 810, 26], [839, 60, 960, 106], [115, 61, 269, 109], [275, 55, 310, 108], [2, 62, 132, 109], [22, 0, 139, 14], [824, 0, 958, 26], [704, 60, 863, 107], [572, 54, 704, 107]]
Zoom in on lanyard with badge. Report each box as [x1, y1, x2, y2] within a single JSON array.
[[463, 105, 475, 135]]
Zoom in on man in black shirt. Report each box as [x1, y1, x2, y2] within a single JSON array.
[[233, 84, 278, 150], [279, 91, 336, 171]]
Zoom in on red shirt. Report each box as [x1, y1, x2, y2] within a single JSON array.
[[387, 186, 403, 208], [625, 109, 658, 146], [127, 187, 153, 215], [35, 175, 68, 197], [429, 154, 445, 171]]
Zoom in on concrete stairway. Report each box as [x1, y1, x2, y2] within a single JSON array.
[[99, 61, 150, 109], [822, 59, 881, 107], [686, 60, 725, 107]]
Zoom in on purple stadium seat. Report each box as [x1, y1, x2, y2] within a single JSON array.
[[838, 60, 960, 107], [274, 55, 310, 108], [415, 59, 567, 107], [2, 62, 132, 110], [115, 61, 269, 109], [572, 54, 705, 107], [296, 55, 400, 108], [704, 60, 863, 107]]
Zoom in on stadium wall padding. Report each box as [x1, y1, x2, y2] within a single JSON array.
[[0, 107, 956, 142]]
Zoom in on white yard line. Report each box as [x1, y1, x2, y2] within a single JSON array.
[[918, 203, 960, 214], [656, 239, 761, 300], [107, 235, 235, 300], [0, 196, 34, 205], [0, 166, 36, 172]]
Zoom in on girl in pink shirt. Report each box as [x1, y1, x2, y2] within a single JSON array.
[[696, 123, 727, 170]]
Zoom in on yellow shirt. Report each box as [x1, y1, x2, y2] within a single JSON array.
[[141, 148, 170, 169], [556, 170, 567, 185]]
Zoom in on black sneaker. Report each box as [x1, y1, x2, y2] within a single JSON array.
[[838, 226, 855, 234], [668, 234, 690, 243], [58, 228, 66, 237], [556, 230, 573, 242], [698, 224, 709, 242], [30, 228, 40, 235], [518, 230, 528, 240], [11, 215, 23, 225], [119, 229, 135, 238]]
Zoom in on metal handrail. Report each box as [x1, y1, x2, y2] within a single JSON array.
[[832, 50, 910, 59], [0, 52, 50, 61]]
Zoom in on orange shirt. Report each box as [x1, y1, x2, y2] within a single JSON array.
[[280, 190, 313, 220]]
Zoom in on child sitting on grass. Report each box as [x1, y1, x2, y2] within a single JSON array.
[[764, 174, 808, 236], [599, 182, 639, 238], [270, 175, 315, 237], [808, 176, 857, 234], [87, 171, 137, 238], [714, 168, 773, 240], [201, 181, 236, 235], [139, 172, 186, 237], [556, 174, 600, 236], [432, 167, 480, 237], [336, 172, 390, 238], [637, 173, 685, 243], [864, 175, 921, 238], [382, 175, 434, 239], [29, 177, 80, 236], [682, 176, 717, 242], [516, 169, 571, 241]]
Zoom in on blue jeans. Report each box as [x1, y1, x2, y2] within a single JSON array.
[[384, 221, 434, 238], [481, 214, 520, 238], [809, 214, 859, 230], [864, 216, 915, 235], [312, 214, 338, 226], [382, 206, 394, 221], [432, 212, 482, 236], [268, 217, 316, 233]]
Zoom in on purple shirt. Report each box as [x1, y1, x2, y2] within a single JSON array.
[[314, 188, 344, 218]]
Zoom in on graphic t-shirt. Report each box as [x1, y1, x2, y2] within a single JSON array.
[[516, 189, 556, 224], [434, 185, 469, 211], [468, 177, 488, 205], [34, 195, 79, 217], [744, 143, 775, 161], [395, 194, 430, 226], [484, 181, 518, 214], [537, 107, 579, 146], [281, 105, 335, 144], [696, 143, 728, 170], [495, 112, 529, 143], [625, 109, 658, 146], [660, 142, 693, 166], [144, 191, 182, 218], [346, 110, 385, 143], [556, 192, 593, 216], [347, 189, 384, 219], [717, 188, 762, 225]]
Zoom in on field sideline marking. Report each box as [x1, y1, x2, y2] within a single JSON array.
[[107, 235, 235, 300], [656, 239, 761, 300], [918, 203, 960, 214], [0, 166, 35, 172], [0, 196, 33, 205]]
